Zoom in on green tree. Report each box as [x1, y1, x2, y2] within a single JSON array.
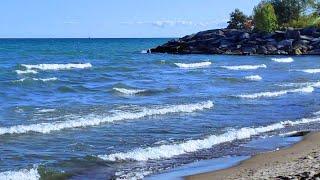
[[253, 2, 278, 33], [227, 9, 248, 29], [269, 0, 315, 25]]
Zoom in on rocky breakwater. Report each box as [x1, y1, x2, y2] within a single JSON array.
[[150, 28, 320, 55]]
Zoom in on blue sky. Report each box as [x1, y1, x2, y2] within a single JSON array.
[[0, 0, 260, 38]]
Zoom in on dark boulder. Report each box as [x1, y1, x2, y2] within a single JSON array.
[[285, 29, 301, 40], [257, 46, 268, 54]]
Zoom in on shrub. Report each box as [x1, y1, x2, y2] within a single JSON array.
[[286, 13, 320, 28], [253, 3, 278, 33]]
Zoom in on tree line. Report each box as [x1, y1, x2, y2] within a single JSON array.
[[227, 0, 320, 32]]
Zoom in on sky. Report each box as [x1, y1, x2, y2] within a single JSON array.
[[0, 0, 261, 38]]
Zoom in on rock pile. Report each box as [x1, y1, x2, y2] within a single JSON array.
[[151, 28, 320, 55]]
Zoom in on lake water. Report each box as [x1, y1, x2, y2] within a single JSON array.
[[0, 38, 320, 179]]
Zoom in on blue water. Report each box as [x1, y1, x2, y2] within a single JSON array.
[[0, 38, 320, 179]]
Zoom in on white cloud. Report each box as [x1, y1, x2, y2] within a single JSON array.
[[121, 19, 228, 28]]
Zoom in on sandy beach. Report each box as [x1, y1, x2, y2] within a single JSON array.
[[186, 132, 320, 180]]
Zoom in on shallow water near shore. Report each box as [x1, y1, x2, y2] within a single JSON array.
[[1, 38, 320, 179]]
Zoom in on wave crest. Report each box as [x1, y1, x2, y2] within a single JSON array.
[[15, 69, 38, 74], [0, 166, 40, 180], [98, 115, 320, 161], [21, 63, 92, 71], [244, 75, 262, 81], [174, 61, 211, 68], [0, 101, 213, 135], [221, 64, 267, 70], [113, 88, 146, 95], [13, 77, 58, 82], [298, 69, 320, 74], [238, 86, 314, 99], [271, 57, 294, 63]]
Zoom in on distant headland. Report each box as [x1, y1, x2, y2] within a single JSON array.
[[150, 0, 320, 55]]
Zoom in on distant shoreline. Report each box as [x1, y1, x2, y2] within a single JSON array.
[[150, 28, 320, 56], [186, 132, 320, 179]]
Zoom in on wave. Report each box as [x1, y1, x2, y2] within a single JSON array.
[[21, 63, 92, 71], [37, 109, 56, 113], [174, 61, 212, 68], [298, 69, 320, 74], [0, 166, 40, 180], [15, 69, 38, 74], [13, 77, 58, 82], [140, 49, 150, 54], [238, 86, 314, 99], [271, 57, 294, 63], [0, 101, 213, 135], [244, 75, 262, 81], [279, 81, 320, 88], [221, 64, 267, 70], [98, 115, 320, 161], [113, 88, 147, 95]]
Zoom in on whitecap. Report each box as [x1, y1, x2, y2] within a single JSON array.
[[0, 166, 40, 180], [271, 57, 294, 63], [21, 63, 92, 71], [221, 64, 267, 70], [244, 75, 262, 81], [298, 69, 320, 74], [98, 115, 320, 161], [141, 49, 150, 54], [37, 109, 56, 113], [113, 88, 146, 95], [279, 81, 320, 88], [238, 86, 314, 99], [0, 101, 213, 135], [174, 61, 212, 68], [15, 69, 38, 74], [13, 77, 58, 82]]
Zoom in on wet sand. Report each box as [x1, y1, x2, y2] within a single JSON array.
[[186, 132, 320, 180]]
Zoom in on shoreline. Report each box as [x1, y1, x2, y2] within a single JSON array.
[[186, 132, 320, 180]]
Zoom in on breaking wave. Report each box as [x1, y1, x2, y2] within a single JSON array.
[[271, 57, 294, 63], [0, 166, 40, 180], [98, 115, 320, 161], [15, 69, 38, 74], [113, 88, 147, 95], [13, 77, 58, 82], [238, 86, 314, 99], [21, 63, 92, 71], [298, 69, 320, 74], [244, 75, 262, 81], [174, 61, 212, 68], [0, 101, 213, 135], [221, 64, 267, 70]]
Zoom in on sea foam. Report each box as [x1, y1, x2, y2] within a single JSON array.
[[14, 77, 58, 82], [21, 63, 92, 71], [244, 75, 262, 81], [298, 69, 320, 74], [174, 61, 212, 68], [238, 86, 314, 99], [0, 101, 213, 135], [221, 64, 267, 70], [98, 115, 320, 161], [0, 166, 40, 180], [15, 69, 38, 74], [113, 88, 146, 95], [271, 57, 294, 63]]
